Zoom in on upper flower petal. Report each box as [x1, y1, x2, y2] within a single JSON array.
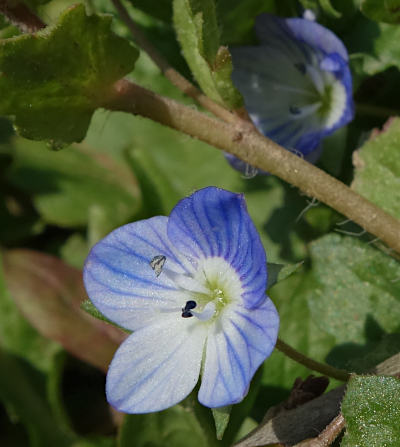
[[198, 298, 279, 407], [270, 15, 348, 62], [167, 187, 267, 308], [106, 313, 207, 413], [83, 216, 193, 331]]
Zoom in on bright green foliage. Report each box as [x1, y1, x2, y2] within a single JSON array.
[[119, 406, 209, 447], [173, 0, 243, 108], [7, 139, 141, 231], [352, 117, 400, 220], [361, 0, 400, 23], [0, 4, 138, 144], [342, 375, 400, 447], [347, 20, 400, 76], [307, 234, 400, 343]]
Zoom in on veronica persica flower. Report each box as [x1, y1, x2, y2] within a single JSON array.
[[83, 187, 279, 413], [228, 13, 354, 174]]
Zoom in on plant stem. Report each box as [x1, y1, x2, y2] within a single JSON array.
[[104, 79, 400, 254], [110, 0, 251, 125], [275, 339, 350, 382], [294, 414, 345, 447], [0, 0, 45, 32]]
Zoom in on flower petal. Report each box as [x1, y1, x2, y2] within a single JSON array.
[[83, 216, 193, 331], [277, 16, 349, 62], [231, 45, 322, 154], [167, 187, 267, 308], [230, 13, 354, 171], [198, 298, 279, 407], [106, 314, 207, 413]]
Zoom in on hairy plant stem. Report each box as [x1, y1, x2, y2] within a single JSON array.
[[104, 79, 400, 254], [275, 339, 350, 382], [0, 0, 45, 32], [111, 0, 249, 124]]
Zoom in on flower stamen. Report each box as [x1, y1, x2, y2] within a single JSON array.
[[191, 301, 216, 322], [181, 300, 197, 318]]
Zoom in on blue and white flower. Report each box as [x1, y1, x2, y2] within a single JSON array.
[[83, 187, 279, 413], [228, 13, 354, 174]]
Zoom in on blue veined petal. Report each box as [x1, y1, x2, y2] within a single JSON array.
[[198, 298, 279, 407], [231, 45, 323, 152], [282, 17, 348, 62], [231, 46, 318, 118], [254, 14, 312, 65], [83, 216, 193, 332], [167, 187, 267, 309], [106, 314, 207, 413]]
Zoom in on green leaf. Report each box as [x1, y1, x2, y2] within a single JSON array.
[[119, 405, 210, 447], [7, 138, 141, 230], [319, 0, 341, 17], [267, 262, 303, 291], [299, 0, 341, 17], [307, 234, 400, 343], [352, 117, 400, 220], [361, 0, 400, 23], [126, 0, 172, 22], [60, 234, 88, 269], [216, 0, 276, 45], [212, 406, 231, 440], [344, 333, 400, 373], [81, 299, 127, 332], [342, 375, 400, 447], [2, 249, 125, 372], [0, 250, 60, 372], [254, 272, 336, 402], [0, 352, 74, 447], [346, 19, 400, 76], [173, 0, 242, 108], [0, 4, 138, 144]]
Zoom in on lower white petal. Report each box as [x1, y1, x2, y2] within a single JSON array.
[[106, 314, 207, 413]]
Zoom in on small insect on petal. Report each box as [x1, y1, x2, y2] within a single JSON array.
[[150, 254, 166, 277]]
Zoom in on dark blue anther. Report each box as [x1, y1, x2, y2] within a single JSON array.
[[181, 300, 197, 318], [184, 300, 197, 311]]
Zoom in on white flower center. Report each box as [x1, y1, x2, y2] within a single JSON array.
[[151, 256, 243, 322], [288, 59, 347, 130]]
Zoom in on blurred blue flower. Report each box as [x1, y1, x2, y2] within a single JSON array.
[[83, 187, 279, 413], [228, 13, 354, 175]]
